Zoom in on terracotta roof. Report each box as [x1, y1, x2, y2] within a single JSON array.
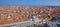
[[0, 6, 60, 25]]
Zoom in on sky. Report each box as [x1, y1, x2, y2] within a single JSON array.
[[0, 0, 60, 6]]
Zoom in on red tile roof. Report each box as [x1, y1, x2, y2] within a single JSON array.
[[0, 6, 60, 25]]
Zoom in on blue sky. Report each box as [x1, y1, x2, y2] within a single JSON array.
[[0, 0, 60, 6]]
